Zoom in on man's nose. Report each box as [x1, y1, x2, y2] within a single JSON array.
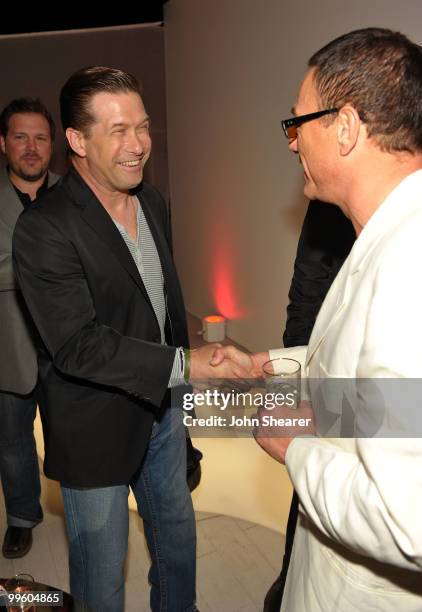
[[127, 131, 147, 154], [25, 138, 38, 152], [288, 136, 298, 153]]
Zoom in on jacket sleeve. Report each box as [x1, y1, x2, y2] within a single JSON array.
[[12, 207, 176, 408], [283, 200, 355, 347]]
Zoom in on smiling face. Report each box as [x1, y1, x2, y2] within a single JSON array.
[[70, 91, 151, 194], [288, 69, 339, 203], [0, 112, 53, 182]]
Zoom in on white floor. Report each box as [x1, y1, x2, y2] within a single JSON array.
[[0, 478, 285, 611]]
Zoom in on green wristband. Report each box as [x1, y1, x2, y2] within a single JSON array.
[[183, 348, 191, 383]]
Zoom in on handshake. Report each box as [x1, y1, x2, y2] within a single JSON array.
[[186, 343, 313, 465], [187, 343, 270, 382]]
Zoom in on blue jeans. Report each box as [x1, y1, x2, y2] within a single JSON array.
[[0, 389, 43, 527], [61, 407, 196, 612]]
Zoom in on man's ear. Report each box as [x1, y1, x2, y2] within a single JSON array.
[[0, 135, 5, 155], [66, 128, 87, 157], [337, 105, 361, 156]]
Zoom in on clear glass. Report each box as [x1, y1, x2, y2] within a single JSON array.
[[262, 357, 301, 409]]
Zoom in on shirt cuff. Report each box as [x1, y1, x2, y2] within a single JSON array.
[[168, 347, 186, 388], [268, 345, 307, 363]]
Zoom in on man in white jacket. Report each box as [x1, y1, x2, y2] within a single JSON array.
[[216, 27, 422, 611]]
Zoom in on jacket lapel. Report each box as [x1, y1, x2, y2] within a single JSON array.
[[0, 166, 24, 231], [139, 191, 174, 295], [47, 172, 61, 188], [0, 168, 60, 232], [63, 168, 151, 301], [306, 169, 422, 369], [138, 187, 189, 345], [306, 266, 349, 367]]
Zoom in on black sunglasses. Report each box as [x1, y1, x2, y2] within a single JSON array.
[[281, 108, 338, 139]]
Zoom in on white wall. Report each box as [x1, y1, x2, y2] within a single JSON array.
[[164, 0, 422, 351]]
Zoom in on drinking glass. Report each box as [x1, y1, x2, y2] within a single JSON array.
[[262, 357, 301, 409]]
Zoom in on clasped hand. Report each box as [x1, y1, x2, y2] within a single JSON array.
[[189, 344, 269, 380]]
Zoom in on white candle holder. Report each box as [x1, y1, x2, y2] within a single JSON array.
[[202, 315, 226, 342]]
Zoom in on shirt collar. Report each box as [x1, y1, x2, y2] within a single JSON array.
[[9, 168, 49, 207]]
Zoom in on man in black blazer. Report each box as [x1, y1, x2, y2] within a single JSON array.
[[13, 67, 242, 612]]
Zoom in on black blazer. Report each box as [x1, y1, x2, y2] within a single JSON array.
[[13, 167, 189, 487], [283, 200, 355, 348]]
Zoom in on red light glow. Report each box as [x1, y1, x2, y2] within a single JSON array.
[[211, 226, 246, 320]]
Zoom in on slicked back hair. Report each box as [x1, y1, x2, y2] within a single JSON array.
[[308, 28, 422, 153], [60, 66, 143, 136]]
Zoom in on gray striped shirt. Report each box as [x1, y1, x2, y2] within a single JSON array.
[[112, 196, 184, 387]]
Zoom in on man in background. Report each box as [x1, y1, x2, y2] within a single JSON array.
[[0, 98, 59, 558]]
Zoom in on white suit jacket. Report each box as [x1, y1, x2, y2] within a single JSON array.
[[276, 170, 422, 611]]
